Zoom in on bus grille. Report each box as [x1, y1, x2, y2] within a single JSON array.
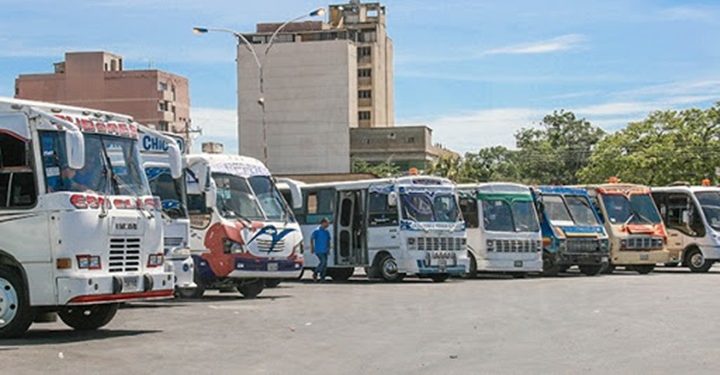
[[109, 238, 142, 273], [488, 239, 541, 253], [163, 237, 184, 253], [416, 237, 466, 251], [622, 236, 663, 250], [567, 238, 601, 252], [255, 239, 285, 253]]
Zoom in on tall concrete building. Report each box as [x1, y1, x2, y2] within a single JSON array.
[[238, 1, 394, 174], [15, 51, 190, 137]]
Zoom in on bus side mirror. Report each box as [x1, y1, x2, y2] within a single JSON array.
[[65, 130, 85, 170], [167, 142, 182, 179], [682, 211, 690, 225], [388, 191, 398, 207], [205, 179, 217, 208], [535, 201, 544, 214]]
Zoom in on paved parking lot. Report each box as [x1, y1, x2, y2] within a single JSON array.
[[2, 268, 720, 374]]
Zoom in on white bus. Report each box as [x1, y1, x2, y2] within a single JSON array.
[[139, 131, 195, 292], [458, 183, 543, 277], [181, 154, 303, 299], [0, 98, 181, 338], [281, 176, 468, 282], [652, 185, 720, 272]]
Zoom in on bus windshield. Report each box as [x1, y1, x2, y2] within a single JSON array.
[[400, 192, 460, 223], [212, 173, 265, 221], [247, 175, 293, 222], [146, 167, 187, 219], [695, 191, 720, 230], [565, 195, 600, 226], [482, 199, 540, 232], [602, 194, 661, 225], [41, 131, 150, 196]]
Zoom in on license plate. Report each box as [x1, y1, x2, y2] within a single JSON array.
[[438, 258, 447, 272], [110, 217, 143, 235], [267, 262, 278, 272], [123, 276, 139, 291], [640, 254, 649, 261], [514, 260, 523, 268]]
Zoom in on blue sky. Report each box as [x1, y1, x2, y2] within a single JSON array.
[[1, 0, 719, 154]]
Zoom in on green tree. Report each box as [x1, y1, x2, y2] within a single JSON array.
[[579, 104, 720, 185], [515, 110, 605, 184], [351, 159, 400, 178], [462, 146, 521, 182]]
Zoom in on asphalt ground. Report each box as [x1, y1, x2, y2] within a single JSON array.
[[2, 267, 720, 374]]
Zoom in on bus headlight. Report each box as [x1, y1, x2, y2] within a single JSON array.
[[224, 239, 246, 254], [407, 237, 417, 251], [76, 255, 102, 270], [147, 253, 164, 268], [293, 241, 304, 254]]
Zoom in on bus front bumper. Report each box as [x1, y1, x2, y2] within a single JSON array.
[[58, 272, 175, 305], [613, 250, 670, 266], [228, 257, 304, 279], [166, 256, 196, 289], [478, 257, 543, 273], [558, 252, 608, 266]]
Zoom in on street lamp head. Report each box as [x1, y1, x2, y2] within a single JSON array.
[[309, 7, 326, 17], [192, 27, 209, 35]]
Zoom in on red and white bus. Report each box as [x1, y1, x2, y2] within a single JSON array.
[[0, 98, 180, 337]]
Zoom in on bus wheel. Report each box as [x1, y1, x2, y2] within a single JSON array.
[[603, 264, 616, 274], [542, 252, 560, 276], [579, 265, 602, 276], [0, 267, 33, 338], [686, 248, 713, 273], [328, 268, 354, 282], [631, 265, 655, 275], [264, 279, 282, 288], [176, 271, 206, 299], [237, 279, 264, 299], [58, 303, 119, 331], [464, 253, 478, 279], [377, 254, 405, 282], [430, 274, 449, 283]]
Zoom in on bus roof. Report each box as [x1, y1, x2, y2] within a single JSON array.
[[652, 186, 720, 194], [185, 153, 270, 178], [458, 182, 531, 194], [533, 185, 590, 196], [0, 97, 134, 123], [299, 175, 454, 190], [579, 183, 651, 195]]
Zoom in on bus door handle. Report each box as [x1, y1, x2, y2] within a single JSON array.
[[669, 233, 679, 237]]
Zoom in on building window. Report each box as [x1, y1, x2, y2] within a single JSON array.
[[358, 90, 372, 99], [358, 46, 372, 58], [359, 111, 371, 121], [158, 101, 169, 111], [361, 29, 377, 43], [407, 137, 415, 143], [158, 81, 168, 91], [358, 69, 372, 77], [157, 121, 169, 132], [14, 86, 19, 96]]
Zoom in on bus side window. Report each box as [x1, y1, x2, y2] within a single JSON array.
[[305, 189, 334, 224], [666, 194, 704, 237], [459, 197, 479, 229], [368, 192, 398, 227], [0, 133, 36, 209]]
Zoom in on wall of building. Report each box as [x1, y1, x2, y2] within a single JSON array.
[[350, 126, 436, 169], [237, 40, 357, 174]]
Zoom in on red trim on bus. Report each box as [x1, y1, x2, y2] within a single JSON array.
[[0, 129, 28, 141], [68, 289, 173, 304]]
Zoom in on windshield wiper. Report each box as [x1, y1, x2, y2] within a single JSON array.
[[404, 211, 431, 232]]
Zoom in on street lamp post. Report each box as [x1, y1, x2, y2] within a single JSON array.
[[193, 6, 325, 166]]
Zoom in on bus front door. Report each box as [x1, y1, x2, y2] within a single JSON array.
[[335, 190, 367, 266]]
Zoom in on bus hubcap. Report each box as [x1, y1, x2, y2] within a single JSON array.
[[691, 252, 704, 268], [383, 258, 398, 277], [0, 278, 19, 328]]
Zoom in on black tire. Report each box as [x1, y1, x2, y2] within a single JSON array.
[[579, 265, 603, 276], [264, 279, 282, 288], [464, 252, 478, 279], [237, 279, 264, 299], [58, 303, 119, 331], [175, 269, 205, 299], [0, 266, 33, 338], [430, 274, 449, 283], [603, 264, 616, 274], [664, 262, 679, 267], [686, 248, 713, 273], [376, 253, 405, 282], [511, 272, 527, 279], [542, 251, 561, 276], [632, 265, 655, 275], [328, 268, 354, 282]]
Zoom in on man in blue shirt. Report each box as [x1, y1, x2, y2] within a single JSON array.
[[311, 218, 332, 282]]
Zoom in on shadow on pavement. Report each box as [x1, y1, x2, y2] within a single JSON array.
[[171, 294, 293, 303], [0, 329, 160, 347]]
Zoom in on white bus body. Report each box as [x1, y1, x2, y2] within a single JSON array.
[[281, 176, 468, 282], [183, 154, 303, 299], [0, 98, 179, 337], [139, 131, 194, 291], [652, 186, 720, 272], [458, 183, 543, 276]]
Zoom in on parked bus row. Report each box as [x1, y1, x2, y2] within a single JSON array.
[[3, 98, 720, 338]]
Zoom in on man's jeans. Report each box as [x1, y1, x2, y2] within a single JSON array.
[[315, 252, 328, 280]]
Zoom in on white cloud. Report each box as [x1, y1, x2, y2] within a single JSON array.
[[190, 107, 237, 154], [484, 34, 587, 55], [658, 6, 716, 21]]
